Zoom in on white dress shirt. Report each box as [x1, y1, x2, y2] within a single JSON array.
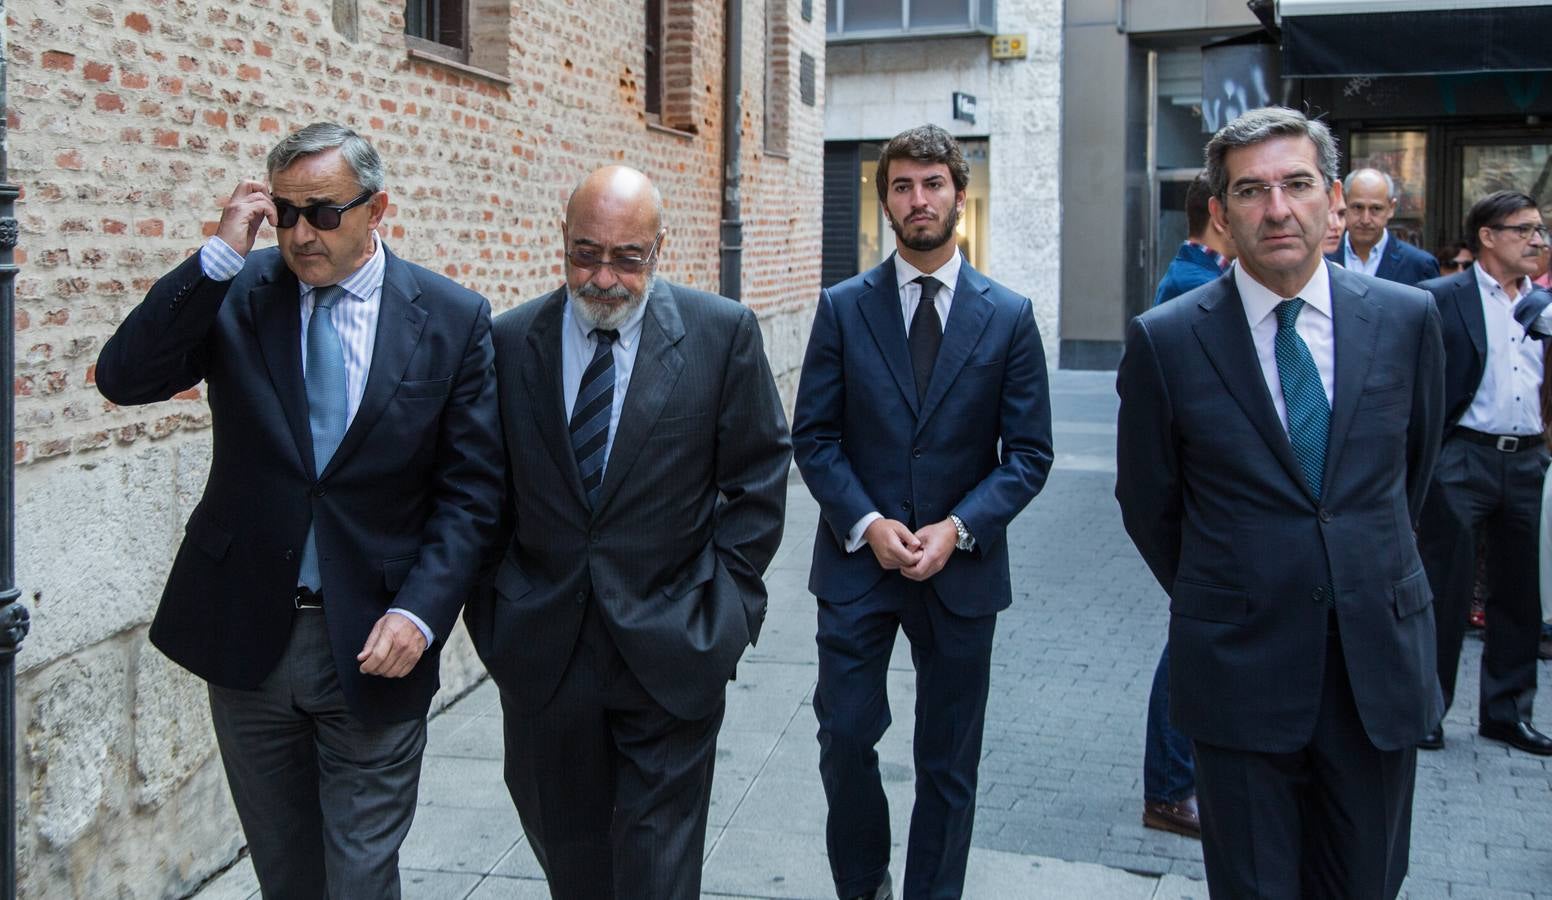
[[845, 251, 963, 553], [1343, 229, 1390, 277], [1235, 261, 1337, 435], [200, 235, 433, 644], [561, 291, 649, 473], [1459, 262, 1545, 436]]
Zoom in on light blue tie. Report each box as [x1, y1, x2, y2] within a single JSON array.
[[298, 285, 347, 590], [1273, 298, 1330, 500]]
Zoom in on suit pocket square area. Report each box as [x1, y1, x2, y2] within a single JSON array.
[[1169, 578, 1250, 626], [396, 377, 452, 400], [1392, 567, 1433, 619]]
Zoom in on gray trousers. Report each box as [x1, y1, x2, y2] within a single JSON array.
[[209, 610, 427, 900]]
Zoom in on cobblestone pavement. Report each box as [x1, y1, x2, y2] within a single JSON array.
[[197, 370, 1551, 899]]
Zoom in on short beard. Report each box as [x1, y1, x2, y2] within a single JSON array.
[[573, 273, 653, 331], [888, 205, 960, 253]]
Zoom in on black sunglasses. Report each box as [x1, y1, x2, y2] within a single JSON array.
[[273, 190, 374, 231], [1440, 258, 1472, 271]]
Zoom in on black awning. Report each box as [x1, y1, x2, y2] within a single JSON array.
[[1281, 4, 1552, 78]]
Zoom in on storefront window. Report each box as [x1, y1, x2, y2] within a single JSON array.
[[1461, 142, 1552, 226]]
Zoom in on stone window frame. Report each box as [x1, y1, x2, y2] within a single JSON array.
[[644, 0, 701, 136], [403, 0, 513, 85], [764, 0, 792, 156]]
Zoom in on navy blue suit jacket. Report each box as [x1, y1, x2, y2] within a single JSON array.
[[792, 255, 1053, 617], [1325, 232, 1440, 286], [1115, 265, 1446, 752], [1153, 242, 1226, 307], [96, 247, 504, 725]]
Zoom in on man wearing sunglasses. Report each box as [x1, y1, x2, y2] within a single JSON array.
[[1417, 190, 1552, 756], [465, 165, 790, 898], [95, 122, 503, 898]]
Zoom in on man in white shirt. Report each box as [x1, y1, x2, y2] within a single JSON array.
[[1417, 190, 1552, 755], [1324, 168, 1440, 285], [1116, 106, 1445, 899]]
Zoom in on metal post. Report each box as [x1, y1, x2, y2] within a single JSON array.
[[0, 2, 31, 897]]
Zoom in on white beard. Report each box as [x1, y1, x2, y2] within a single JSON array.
[[573, 273, 654, 331]]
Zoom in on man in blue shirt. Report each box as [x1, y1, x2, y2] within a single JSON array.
[[1153, 174, 1234, 306]]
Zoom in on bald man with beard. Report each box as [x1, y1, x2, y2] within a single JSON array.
[[464, 166, 792, 899]]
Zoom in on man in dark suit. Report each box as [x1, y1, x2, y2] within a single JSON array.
[[96, 123, 503, 898], [466, 165, 790, 899], [1324, 167, 1440, 285], [1416, 190, 1552, 755], [793, 124, 1053, 900], [1116, 107, 1445, 899]]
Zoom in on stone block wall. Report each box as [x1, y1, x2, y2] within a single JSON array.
[[6, 0, 823, 895]]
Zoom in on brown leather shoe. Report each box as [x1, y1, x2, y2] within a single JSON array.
[[1143, 795, 1201, 839]]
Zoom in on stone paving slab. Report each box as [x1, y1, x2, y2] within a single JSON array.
[[189, 371, 1550, 899]]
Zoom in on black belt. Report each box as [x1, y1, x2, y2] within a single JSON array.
[[294, 586, 324, 609], [1453, 427, 1544, 453]]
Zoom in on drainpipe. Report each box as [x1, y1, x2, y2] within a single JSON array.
[[720, 0, 743, 300]]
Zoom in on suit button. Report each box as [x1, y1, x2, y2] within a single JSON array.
[[282, 550, 295, 560], [912, 448, 923, 459], [1312, 585, 1333, 605], [315, 487, 326, 498], [901, 501, 913, 513], [574, 590, 586, 603], [1318, 508, 1331, 523], [590, 532, 600, 544]]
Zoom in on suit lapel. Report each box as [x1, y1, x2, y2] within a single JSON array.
[[522, 288, 587, 508], [1375, 238, 1402, 281], [857, 256, 920, 415], [1458, 270, 1488, 365], [1321, 267, 1380, 490], [323, 251, 428, 478], [1191, 280, 1312, 500], [592, 283, 686, 516], [916, 263, 994, 432], [251, 262, 314, 474]]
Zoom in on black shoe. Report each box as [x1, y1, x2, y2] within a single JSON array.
[[1478, 720, 1552, 755], [845, 873, 893, 900], [1417, 725, 1444, 751]]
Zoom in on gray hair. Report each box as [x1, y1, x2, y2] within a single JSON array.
[[1342, 167, 1396, 200], [1203, 107, 1340, 199], [266, 122, 385, 193]]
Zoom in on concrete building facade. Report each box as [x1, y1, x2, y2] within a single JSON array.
[[6, 0, 824, 895]]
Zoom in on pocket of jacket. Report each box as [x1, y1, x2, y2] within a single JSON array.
[[396, 377, 452, 400], [185, 507, 232, 561], [382, 553, 418, 592], [1169, 577, 1249, 625], [494, 556, 533, 602], [1392, 567, 1432, 619]]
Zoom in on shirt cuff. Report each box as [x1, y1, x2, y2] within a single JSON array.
[[387, 607, 435, 647], [845, 512, 883, 554], [199, 236, 245, 281]]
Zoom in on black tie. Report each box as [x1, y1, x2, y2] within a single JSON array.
[[908, 276, 943, 403], [570, 328, 619, 507]]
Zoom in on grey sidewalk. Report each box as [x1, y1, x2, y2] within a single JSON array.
[[195, 370, 1550, 899]]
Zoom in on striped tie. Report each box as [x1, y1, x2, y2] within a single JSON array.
[[299, 284, 347, 590], [571, 328, 619, 508], [1273, 298, 1330, 499]]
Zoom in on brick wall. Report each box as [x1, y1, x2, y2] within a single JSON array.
[[6, 0, 823, 895]]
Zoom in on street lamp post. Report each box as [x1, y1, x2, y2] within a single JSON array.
[[0, 3, 30, 898]]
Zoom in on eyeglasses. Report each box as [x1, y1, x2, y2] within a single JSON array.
[[1488, 223, 1550, 241], [1226, 178, 1323, 207], [273, 190, 374, 231], [1440, 258, 1473, 271], [566, 233, 663, 276]]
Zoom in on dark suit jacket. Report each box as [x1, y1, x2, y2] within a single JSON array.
[[1153, 242, 1227, 307], [96, 246, 504, 725], [467, 281, 791, 722], [1416, 267, 1500, 430], [1115, 265, 1446, 753], [792, 255, 1053, 616], [1325, 232, 1440, 285]]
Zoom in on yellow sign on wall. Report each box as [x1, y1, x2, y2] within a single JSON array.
[[991, 34, 1028, 60]]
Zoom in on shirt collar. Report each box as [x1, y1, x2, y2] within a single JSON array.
[[1472, 261, 1532, 301], [1344, 228, 1389, 263], [564, 284, 650, 351], [1234, 259, 1334, 328], [1186, 240, 1229, 270], [299, 234, 384, 303], [894, 249, 962, 295]]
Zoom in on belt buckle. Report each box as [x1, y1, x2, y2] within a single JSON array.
[[1496, 435, 1520, 452]]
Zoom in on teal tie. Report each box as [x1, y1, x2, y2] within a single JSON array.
[[1273, 298, 1330, 499], [299, 285, 347, 590]]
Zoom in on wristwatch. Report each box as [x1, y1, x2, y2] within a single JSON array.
[[949, 514, 975, 552]]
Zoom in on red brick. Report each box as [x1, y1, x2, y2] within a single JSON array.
[[153, 129, 179, 148], [41, 51, 74, 72], [259, 116, 279, 132], [101, 219, 127, 235], [135, 219, 164, 237], [94, 92, 124, 112], [222, 38, 244, 53], [83, 61, 112, 83], [237, 64, 260, 82], [121, 71, 149, 89], [202, 109, 227, 128], [124, 12, 151, 34], [55, 150, 84, 170], [254, 41, 273, 58]]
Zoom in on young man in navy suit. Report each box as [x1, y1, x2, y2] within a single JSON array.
[[793, 125, 1053, 900], [1117, 107, 1444, 899]]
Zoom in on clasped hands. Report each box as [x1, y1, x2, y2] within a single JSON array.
[[864, 517, 958, 581]]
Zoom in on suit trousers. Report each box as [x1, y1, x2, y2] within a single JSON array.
[[814, 577, 997, 900], [1421, 436, 1550, 724], [208, 609, 427, 900], [499, 598, 725, 900], [1193, 626, 1417, 900]]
